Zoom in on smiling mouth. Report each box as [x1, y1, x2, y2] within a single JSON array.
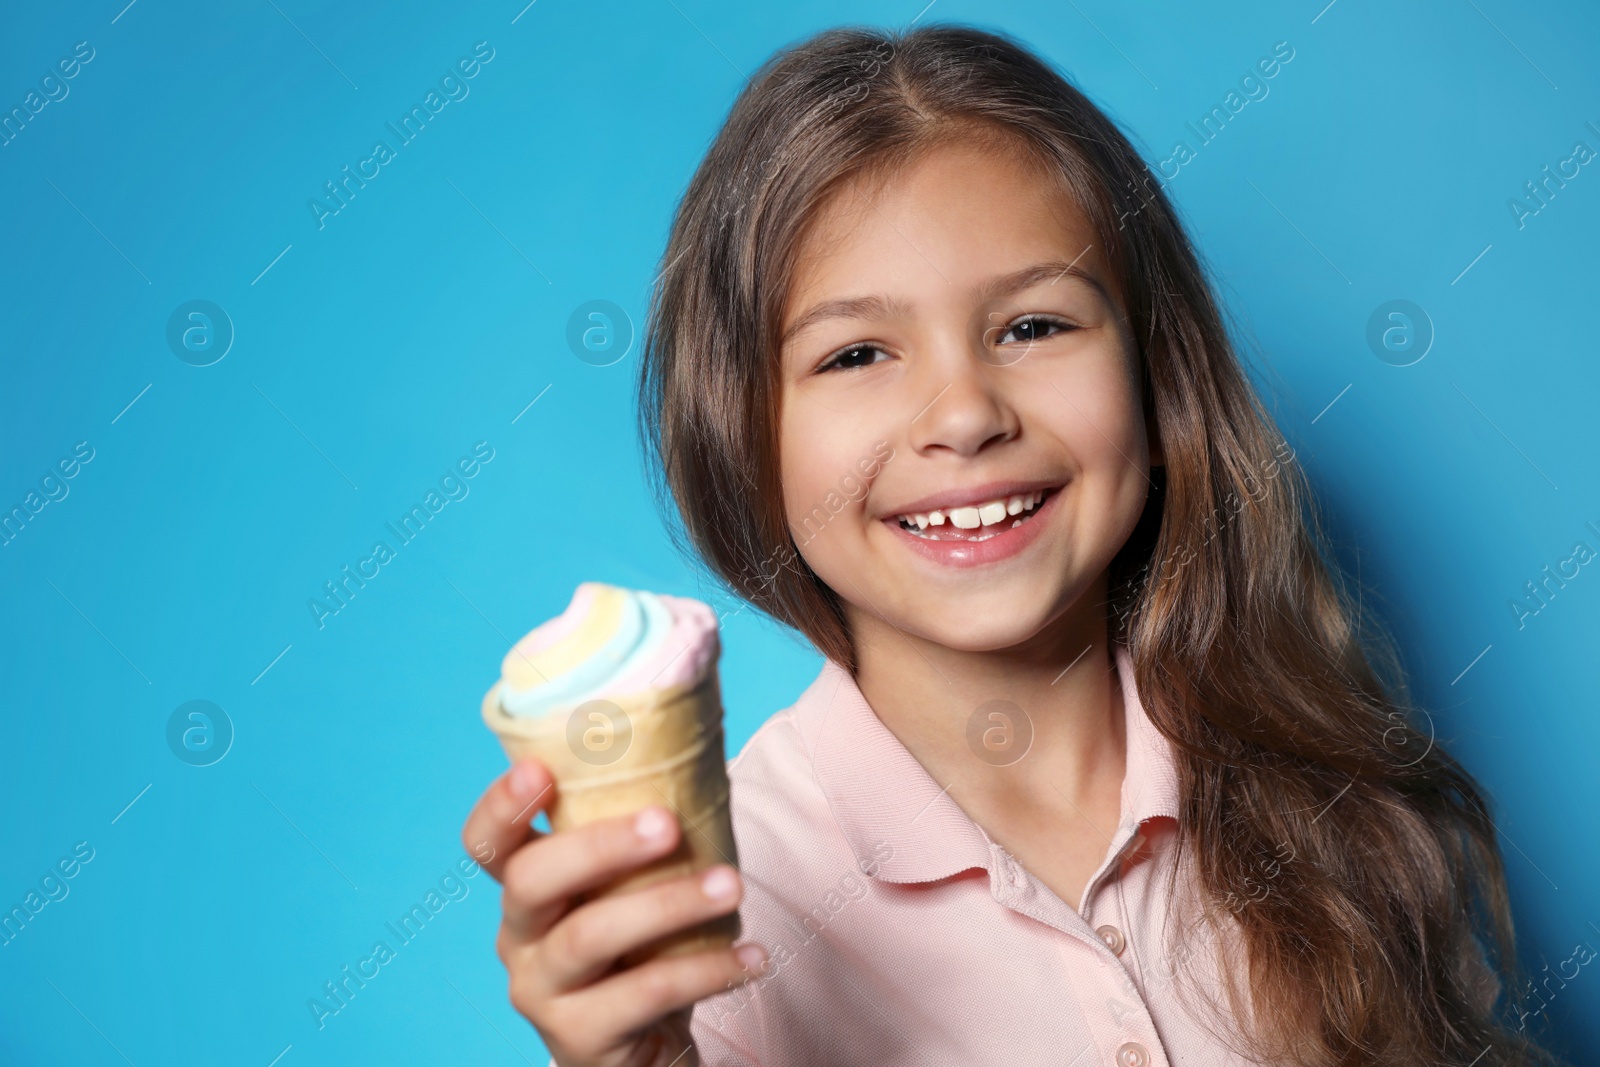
[[890, 487, 1060, 542]]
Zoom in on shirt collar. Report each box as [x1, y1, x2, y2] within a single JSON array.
[[793, 640, 1181, 884]]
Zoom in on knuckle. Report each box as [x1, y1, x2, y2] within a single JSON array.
[[637, 962, 686, 1011], [461, 818, 494, 859], [465, 837, 498, 878], [552, 908, 604, 964], [490, 770, 519, 810], [506, 969, 544, 1022], [470, 839, 499, 873], [539, 997, 590, 1051], [499, 846, 543, 909], [563, 1027, 607, 1061], [495, 923, 521, 966]]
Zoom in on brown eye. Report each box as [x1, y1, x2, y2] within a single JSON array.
[[819, 344, 889, 372], [997, 316, 1072, 346]]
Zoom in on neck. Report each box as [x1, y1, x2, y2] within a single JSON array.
[[845, 571, 1127, 811]]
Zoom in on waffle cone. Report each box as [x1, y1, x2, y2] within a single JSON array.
[[481, 668, 740, 965]]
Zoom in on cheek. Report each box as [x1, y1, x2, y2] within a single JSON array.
[[778, 393, 884, 592], [1023, 350, 1151, 549], [778, 394, 861, 524], [1028, 351, 1148, 467]]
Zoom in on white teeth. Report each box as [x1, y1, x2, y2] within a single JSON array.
[[895, 490, 1051, 533], [949, 506, 982, 529]]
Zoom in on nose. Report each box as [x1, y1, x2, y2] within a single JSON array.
[[906, 333, 1020, 458]]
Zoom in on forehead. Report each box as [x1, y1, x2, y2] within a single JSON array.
[[781, 131, 1113, 317]]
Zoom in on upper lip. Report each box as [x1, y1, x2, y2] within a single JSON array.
[[879, 479, 1065, 518]]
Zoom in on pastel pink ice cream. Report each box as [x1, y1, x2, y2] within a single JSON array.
[[497, 582, 720, 717]]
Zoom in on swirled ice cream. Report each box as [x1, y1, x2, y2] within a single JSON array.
[[480, 580, 740, 962], [497, 582, 720, 717]]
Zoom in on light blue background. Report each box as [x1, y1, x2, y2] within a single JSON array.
[[2, 0, 1596, 1063]]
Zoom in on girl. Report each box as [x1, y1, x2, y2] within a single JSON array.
[[462, 24, 1561, 1067]]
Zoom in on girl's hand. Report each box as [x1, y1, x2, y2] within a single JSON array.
[[462, 759, 768, 1067]]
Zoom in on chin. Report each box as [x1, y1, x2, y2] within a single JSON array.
[[912, 603, 1059, 654]]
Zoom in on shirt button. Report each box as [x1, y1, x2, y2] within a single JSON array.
[[1096, 924, 1126, 955], [1115, 1041, 1149, 1067]]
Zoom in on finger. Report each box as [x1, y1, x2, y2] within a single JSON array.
[[539, 865, 745, 990], [461, 759, 554, 882], [499, 805, 681, 942], [548, 942, 769, 1047]]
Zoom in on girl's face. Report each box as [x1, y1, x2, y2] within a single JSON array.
[[777, 134, 1161, 656]]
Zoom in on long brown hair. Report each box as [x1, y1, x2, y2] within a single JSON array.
[[637, 23, 1561, 1066]]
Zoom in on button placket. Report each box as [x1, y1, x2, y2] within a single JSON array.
[[1111, 823, 1167, 1001], [1083, 850, 1131, 963]]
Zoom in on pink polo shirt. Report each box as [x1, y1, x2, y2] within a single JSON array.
[[691, 641, 1261, 1066]]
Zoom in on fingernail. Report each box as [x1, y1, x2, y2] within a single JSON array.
[[634, 806, 673, 843], [735, 943, 767, 974], [509, 763, 541, 801], [702, 866, 738, 900]]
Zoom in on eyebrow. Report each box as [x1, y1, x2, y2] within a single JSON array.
[[780, 256, 1109, 348]]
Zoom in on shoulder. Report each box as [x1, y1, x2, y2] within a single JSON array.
[[695, 672, 869, 1060], [728, 704, 811, 797], [722, 691, 830, 852], [720, 660, 866, 859]]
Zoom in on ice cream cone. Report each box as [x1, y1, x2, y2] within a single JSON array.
[[481, 665, 741, 964]]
